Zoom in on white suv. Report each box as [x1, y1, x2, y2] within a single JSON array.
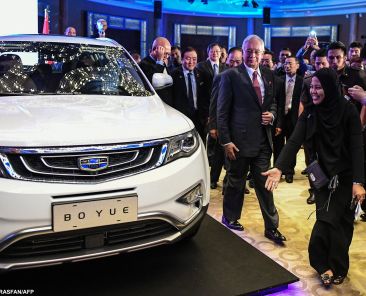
[[0, 35, 209, 270]]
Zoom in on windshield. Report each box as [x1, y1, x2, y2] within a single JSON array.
[[0, 41, 153, 96]]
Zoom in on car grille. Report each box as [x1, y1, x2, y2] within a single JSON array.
[[0, 220, 177, 258], [0, 140, 168, 183]]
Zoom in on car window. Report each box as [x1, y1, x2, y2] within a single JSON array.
[[0, 41, 153, 96]]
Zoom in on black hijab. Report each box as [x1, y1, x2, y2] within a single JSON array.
[[313, 68, 347, 129], [307, 68, 349, 176]]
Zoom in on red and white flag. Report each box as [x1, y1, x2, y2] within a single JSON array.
[[42, 8, 50, 34]]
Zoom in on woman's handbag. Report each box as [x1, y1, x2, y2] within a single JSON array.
[[305, 160, 330, 189]]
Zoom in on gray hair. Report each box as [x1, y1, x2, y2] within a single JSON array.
[[242, 35, 265, 51]]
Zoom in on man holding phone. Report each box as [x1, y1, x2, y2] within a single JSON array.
[[296, 32, 320, 76], [139, 37, 173, 106]]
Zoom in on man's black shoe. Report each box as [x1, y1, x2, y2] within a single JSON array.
[[248, 179, 255, 188], [285, 175, 293, 183], [210, 182, 217, 189], [264, 229, 286, 243], [222, 216, 244, 231], [307, 192, 315, 204]]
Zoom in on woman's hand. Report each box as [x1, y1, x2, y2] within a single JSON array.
[[352, 184, 365, 204], [262, 168, 282, 192]]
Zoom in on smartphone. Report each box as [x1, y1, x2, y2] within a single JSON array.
[[309, 30, 317, 38]]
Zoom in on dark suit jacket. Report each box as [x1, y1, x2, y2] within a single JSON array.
[[273, 75, 285, 129], [197, 60, 227, 91], [217, 65, 277, 157], [208, 73, 223, 130], [171, 66, 210, 122], [281, 74, 303, 128], [139, 56, 173, 106]]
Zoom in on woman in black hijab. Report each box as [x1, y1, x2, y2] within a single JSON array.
[[263, 68, 365, 286]]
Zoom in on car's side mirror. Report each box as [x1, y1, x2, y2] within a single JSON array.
[[152, 73, 173, 90]]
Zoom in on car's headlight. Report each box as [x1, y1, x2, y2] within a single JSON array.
[[165, 129, 199, 163]]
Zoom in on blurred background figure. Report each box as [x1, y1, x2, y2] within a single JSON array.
[[220, 47, 227, 64], [131, 52, 141, 63], [64, 26, 76, 36], [94, 19, 108, 38], [168, 45, 182, 72]]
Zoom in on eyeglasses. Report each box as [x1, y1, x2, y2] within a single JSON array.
[[245, 49, 263, 56]]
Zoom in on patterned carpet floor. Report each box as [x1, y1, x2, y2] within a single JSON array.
[[207, 150, 366, 296]]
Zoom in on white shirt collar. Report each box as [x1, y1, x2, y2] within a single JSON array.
[[244, 64, 262, 79], [183, 67, 193, 76], [286, 74, 296, 83]]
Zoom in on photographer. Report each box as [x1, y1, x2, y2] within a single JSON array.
[[296, 34, 320, 76]]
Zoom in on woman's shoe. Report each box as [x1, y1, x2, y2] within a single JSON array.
[[320, 273, 333, 287], [332, 275, 346, 285]]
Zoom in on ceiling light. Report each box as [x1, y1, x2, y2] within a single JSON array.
[[251, 0, 259, 8], [242, 0, 249, 7]]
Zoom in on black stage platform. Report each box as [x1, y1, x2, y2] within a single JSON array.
[[1, 215, 298, 296]]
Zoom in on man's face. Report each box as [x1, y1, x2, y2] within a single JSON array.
[[348, 47, 361, 60], [208, 45, 221, 63], [327, 48, 346, 71], [261, 53, 274, 69], [279, 50, 291, 64], [170, 48, 181, 64], [314, 56, 329, 71], [65, 27, 76, 36], [243, 39, 263, 69], [182, 50, 197, 71], [284, 57, 299, 75], [226, 50, 242, 68]]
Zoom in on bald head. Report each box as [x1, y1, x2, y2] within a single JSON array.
[[151, 37, 172, 64]]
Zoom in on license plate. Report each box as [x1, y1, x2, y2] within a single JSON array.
[[52, 195, 138, 232]]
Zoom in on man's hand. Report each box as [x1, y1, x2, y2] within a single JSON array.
[[154, 46, 166, 62], [224, 143, 239, 160], [348, 85, 366, 105], [209, 129, 218, 139], [352, 184, 365, 204], [275, 128, 282, 136], [262, 112, 273, 125]]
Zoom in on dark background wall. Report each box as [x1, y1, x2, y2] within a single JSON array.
[[38, 0, 366, 57]]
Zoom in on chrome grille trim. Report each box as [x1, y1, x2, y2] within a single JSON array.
[[19, 148, 154, 177], [40, 150, 139, 170], [0, 139, 165, 154], [0, 140, 169, 184]]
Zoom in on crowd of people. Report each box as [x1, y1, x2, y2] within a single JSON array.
[[61, 21, 366, 287], [134, 33, 366, 288]]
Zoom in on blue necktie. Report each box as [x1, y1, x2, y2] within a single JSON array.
[[213, 64, 219, 76], [187, 72, 195, 114]]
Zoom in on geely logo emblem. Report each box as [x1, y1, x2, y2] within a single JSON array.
[[79, 156, 109, 172]]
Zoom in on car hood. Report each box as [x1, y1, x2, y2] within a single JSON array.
[[0, 95, 193, 147]]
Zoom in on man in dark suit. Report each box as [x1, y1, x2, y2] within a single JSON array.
[[275, 56, 303, 183], [260, 49, 286, 164], [139, 37, 173, 106], [197, 43, 227, 92], [208, 47, 243, 190], [217, 35, 286, 243], [171, 47, 210, 140]]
